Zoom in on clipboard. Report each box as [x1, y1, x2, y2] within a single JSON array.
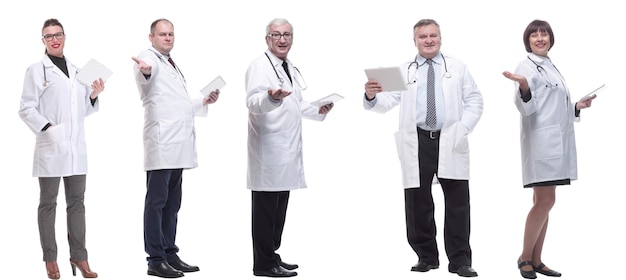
[[200, 75, 226, 97], [76, 59, 113, 85], [311, 93, 344, 107], [364, 66, 408, 92], [581, 84, 605, 100]]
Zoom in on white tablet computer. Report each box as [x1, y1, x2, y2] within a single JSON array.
[[581, 84, 605, 100], [364, 66, 407, 92], [76, 59, 113, 85], [311, 93, 344, 107], [200, 75, 226, 97]]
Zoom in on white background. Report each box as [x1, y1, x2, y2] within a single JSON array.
[[2, 1, 624, 279]]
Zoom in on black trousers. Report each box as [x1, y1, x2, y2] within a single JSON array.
[[144, 169, 183, 266], [252, 191, 290, 271], [404, 129, 472, 271]]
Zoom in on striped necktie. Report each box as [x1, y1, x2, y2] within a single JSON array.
[[425, 59, 436, 128]]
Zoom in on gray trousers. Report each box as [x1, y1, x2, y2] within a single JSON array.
[[38, 175, 88, 262]]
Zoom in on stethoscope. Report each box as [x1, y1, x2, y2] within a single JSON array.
[[42, 62, 48, 87], [149, 49, 185, 80], [527, 56, 560, 88], [407, 53, 451, 84], [264, 52, 307, 90], [41, 61, 76, 87]]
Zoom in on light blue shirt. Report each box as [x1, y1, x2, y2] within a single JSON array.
[[415, 54, 445, 131]]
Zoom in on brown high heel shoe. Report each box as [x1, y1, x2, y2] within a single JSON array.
[[46, 261, 60, 279], [70, 259, 98, 278]]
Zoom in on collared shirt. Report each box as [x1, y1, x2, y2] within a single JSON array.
[[415, 54, 445, 131]]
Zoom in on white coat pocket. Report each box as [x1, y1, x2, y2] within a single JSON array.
[[530, 124, 563, 160], [453, 122, 470, 154], [158, 120, 192, 144], [260, 131, 290, 166], [36, 123, 68, 156]]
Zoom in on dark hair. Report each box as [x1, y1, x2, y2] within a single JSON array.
[[150, 18, 173, 34], [42, 18, 64, 35], [523, 20, 554, 53]]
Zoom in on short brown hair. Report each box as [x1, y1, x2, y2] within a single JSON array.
[[150, 19, 173, 34], [523, 20, 554, 53]]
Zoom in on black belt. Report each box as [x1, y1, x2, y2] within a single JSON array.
[[417, 127, 440, 140]]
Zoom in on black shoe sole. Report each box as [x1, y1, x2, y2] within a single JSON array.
[[147, 271, 184, 278], [411, 265, 439, 272]]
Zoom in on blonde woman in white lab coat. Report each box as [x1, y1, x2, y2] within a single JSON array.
[[19, 18, 104, 279], [503, 19, 595, 279]]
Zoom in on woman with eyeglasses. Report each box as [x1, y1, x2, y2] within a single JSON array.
[[502, 20, 595, 279], [18, 18, 104, 279]]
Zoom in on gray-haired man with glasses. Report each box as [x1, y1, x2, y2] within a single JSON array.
[[245, 18, 334, 278]]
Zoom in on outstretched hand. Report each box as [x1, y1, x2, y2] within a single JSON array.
[[132, 57, 152, 75], [502, 71, 530, 93], [268, 88, 292, 100], [502, 71, 527, 84]]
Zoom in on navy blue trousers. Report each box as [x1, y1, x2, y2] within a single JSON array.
[[144, 169, 183, 266]]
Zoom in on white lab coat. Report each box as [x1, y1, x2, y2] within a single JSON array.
[[19, 55, 99, 177], [364, 54, 483, 189], [245, 51, 326, 191], [512, 53, 578, 186], [134, 47, 207, 171]]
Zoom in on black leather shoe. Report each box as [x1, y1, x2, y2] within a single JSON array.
[[169, 259, 199, 273], [450, 265, 478, 277], [279, 261, 298, 270], [411, 261, 439, 272], [517, 259, 537, 279], [533, 263, 561, 277], [147, 262, 184, 278], [253, 266, 297, 277]]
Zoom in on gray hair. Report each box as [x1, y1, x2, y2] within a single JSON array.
[[413, 18, 440, 30], [266, 18, 293, 35]]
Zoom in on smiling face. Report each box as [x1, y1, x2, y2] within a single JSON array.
[[528, 30, 551, 57], [150, 20, 175, 55], [42, 25, 65, 58], [414, 23, 441, 59], [266, 23, 293, 60]]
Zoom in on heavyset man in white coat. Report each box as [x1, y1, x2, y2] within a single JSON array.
[[132, 18, 219, 279], [19, 18, 104, 279], [364, 19, 483, 278], [245, 18, 334, 278]]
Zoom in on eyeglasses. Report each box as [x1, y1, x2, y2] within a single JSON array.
[[42, 32, 65, 41], [267, 33, 293, 40]]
